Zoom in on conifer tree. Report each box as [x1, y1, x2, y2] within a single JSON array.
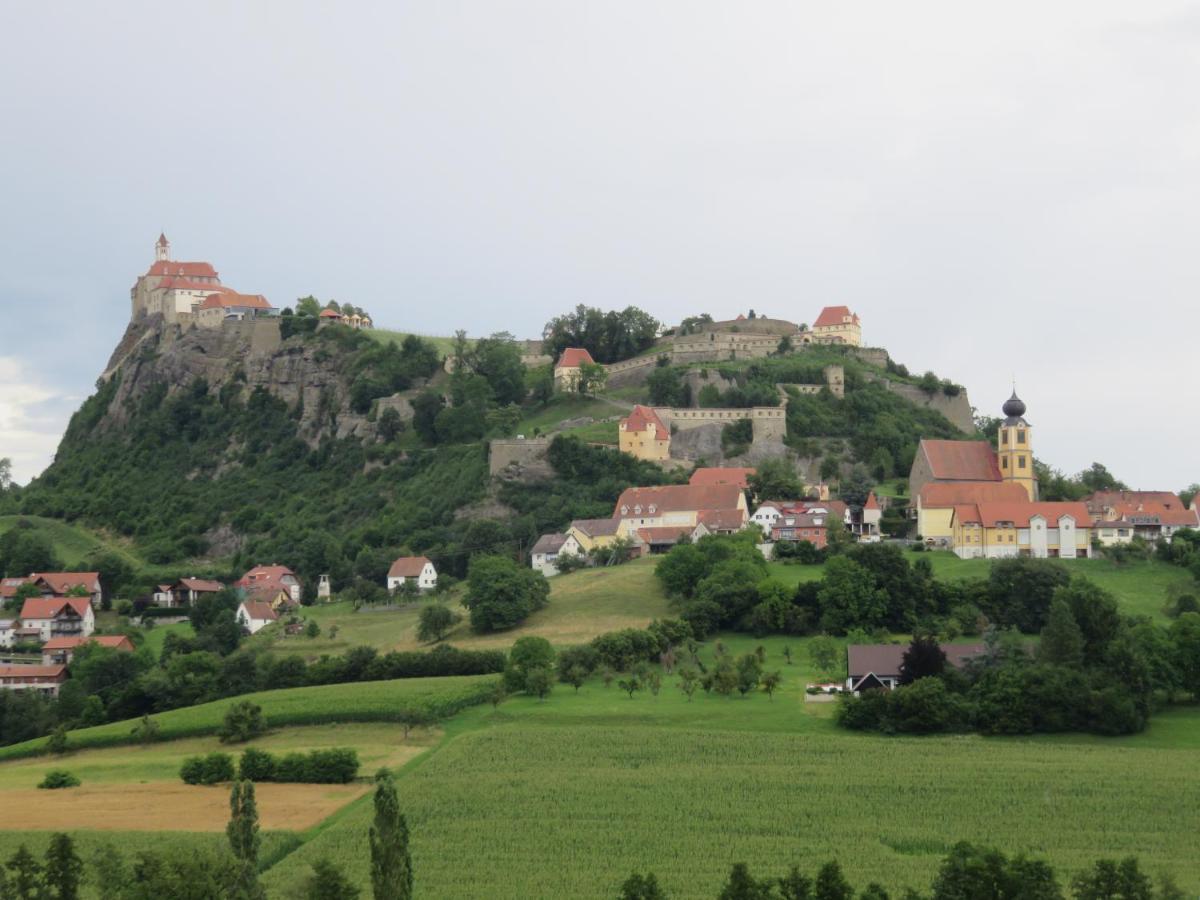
[[227, 779, 262, 865], [44, 833, 83, 900], [369, 770, 413, 900], [306, 859, 361, 899], [5, 844, 44, 900], [1038, 597, 1086, 667]]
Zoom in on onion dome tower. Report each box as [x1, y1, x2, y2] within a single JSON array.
[[997, 389, 1037, 500]]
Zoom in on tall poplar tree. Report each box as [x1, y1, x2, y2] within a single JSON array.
[[369, 770, 413, 900], [44, 833, 83, 900], [227, 779, 265, 900]]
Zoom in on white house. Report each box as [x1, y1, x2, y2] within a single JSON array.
[[0, 665, 68, 697], [0, 620, 15, 649], [236, 600, 278, 635], [387, 556, 438, 592], [17, 598, 95, 642], [530, 533, 582, 576]]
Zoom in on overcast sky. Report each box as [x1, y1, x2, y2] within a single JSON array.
[[1, 2, 1197, 489]]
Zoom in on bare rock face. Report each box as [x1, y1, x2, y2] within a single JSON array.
[[96, 318, 376, 446]]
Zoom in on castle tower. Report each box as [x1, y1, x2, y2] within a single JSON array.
[[155, 232, 170, 262], [997, 391, 1038, 500]]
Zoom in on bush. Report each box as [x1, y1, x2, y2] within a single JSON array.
[[238, 747, 276, 782], [38, 770, 80, 789], [590, 628, 661, 671], [265, 748, 360, 784], [180, 752, 235, 785], [217, 700, 267, 744]]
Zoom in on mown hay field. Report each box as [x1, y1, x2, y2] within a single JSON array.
[[263, 711, 1200, 898], [0, 675, 495, 760]]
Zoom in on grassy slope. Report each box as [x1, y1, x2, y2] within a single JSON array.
[[261, 634, 1200, 897], [0, 514, 143, 569], [365, 329, 463, 357], [260, 557, 672, 657]]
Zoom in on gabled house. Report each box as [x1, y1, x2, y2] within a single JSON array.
[[613, 484, 748, 538], [41, 635, 134, 666], [753, 500, 848, 539], [387, 557, 438, 593], [618, 405, 671, 461], [554, 348, 596, 392], [236, 565, 301, 609], [846, 492, 883, 542], [634, 523, 710, 554], [236, 601, 278, 635], [913, 481, 1030, 546], [1083, 491, 1198, 543], [769, 512, 830, 548], [950, 501, 1092, 560], [17, 598, 95, 642], [807, 306, 862, 346], [566, 518, 624, 554], [2, 572, 103, 608], [0, 665, 68, 696], [846, 643, 984, 692], [158, 578, 224, 608], [530, 533, 582, 576]]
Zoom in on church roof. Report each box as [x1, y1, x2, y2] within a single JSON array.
[[157, 233, 169, 247], [813, 306, 859, 328], [918, 439, 1001, 482], [918, 481, 1029, 509], [146, 260, 219, 279]]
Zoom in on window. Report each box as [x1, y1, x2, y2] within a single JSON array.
[[1000, 428, 1008, 444], [1018, 456, 1027, 469], [1017, 430, 1026, 444], [1001, 457, 1009, 469]]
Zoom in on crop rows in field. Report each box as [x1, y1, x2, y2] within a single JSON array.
[[262, 722, 1200, 899], [0, 675, 497, 761]]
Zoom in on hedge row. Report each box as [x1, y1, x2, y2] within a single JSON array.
[[306, 645, 506, 685], [181, 748, 359, 785]]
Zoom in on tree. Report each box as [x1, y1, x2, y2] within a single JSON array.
[[0, 457, 11, 491], [1169, 613, 1200, 699], [735, 653, 762, 698], [677, 667, 699, 701], [1070, 858, 1153, 900], [713, 658, 738, 698], [296, 296, 322, 317], [619, 871, 668, 899], [504, 636, 556, 692], [809, 636, 838, 678], [576, 361, 608, 395], [5, 845, 44, 900], [563, 665, 587, 693], [838, 465, 873, 511], [305, 859, 361, 900], [525, 666, 554, 701], [417, 604, 461, 643], [718, 862, 774, 900], [410, 390, 446, 444], [899, 636, 947, 684], [748, 459, 803, 500], [47, 724, 69, 755], [306, 620, 321, 638], [44, 833, 83, 900], [617, 675, 642, 699], [818, 557, 886, 635], [226, 780, 261, 866], [218, 701, 267, 744], [1037, 598, 1084, 668], [761, 670, 782, 700], [930, 842, 1060, 900], [369, 770, 413, 900], [377, 407, 404, 442], [813, 861, 854, 900], [463, 556, 550, 633], [647, 366, 687, 407]]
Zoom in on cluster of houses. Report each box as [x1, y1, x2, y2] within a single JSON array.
[[908, 392, 1200, 559], [529, 466, 882, 576]]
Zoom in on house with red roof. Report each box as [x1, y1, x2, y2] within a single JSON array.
[[553, 348, 596, 391], [805, 306, 861, 346], [0, 665, 68, 697], [847, 492, 883, 542], [17, 597, 95, 643], [236, 600, 279, 635], [157, 578, 225, 608], [4, 572, 103, 608], [914, 481, 1031, 546], [41, 635, 134, 666], [949, 501, 1092, 560], [613, 484, 748, 538], [1084, 491, 1198, 544], [196, 292, 276, 328], [387, 556, 438, 593], [618, 405, 671, 461], [689, 467, 756, 489], [235, 565, 301, 609]]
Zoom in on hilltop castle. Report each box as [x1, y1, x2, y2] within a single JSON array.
[[130, 234, 276, 329]]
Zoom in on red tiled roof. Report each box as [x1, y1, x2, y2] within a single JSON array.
[[18, 598, 91, 620], [174, 578, 224, 593], [555, 348, 595, 369], [0, 578, 30, 599], [240, 601, 278, 622], [918, 481, 1028, 508], [953, 502, 1091, 528], [569, 518, 621, 538], [615, 484, 744, 518], [240, 566, 296, 582], [319, 308, 342, 318], [30, 572, 99, 595], [636, 526, 697, 545], [760, 499, 848, 519], [864, 492, 880, 510], [199, 293, 272, 311], [689, 467, 755, 488], [621, 405, 669, 440], [697, 508, 749, 531], [1083, 491, 1197, 527], [388, 556, 433, 578], [0, 665, 67, 680], [41, 636, 133, 652], [919, 440, 1002, 482], [813, 306, 859, 329], [145, 260, 218, 279]]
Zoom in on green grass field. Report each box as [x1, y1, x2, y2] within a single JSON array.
[[365, 329, 463, 357], [139, 620, 195, 658], [0, 515, 143, 569], [515, 395, 625, 436]]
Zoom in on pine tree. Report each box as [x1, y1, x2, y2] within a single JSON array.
[[813, 861, 853, 900], [44, 833, 83, 900], [6, 844, 45, 900], [1038, 598, 1085, 668], [369, 770, 413, 900], [226, 780, 262, 865]]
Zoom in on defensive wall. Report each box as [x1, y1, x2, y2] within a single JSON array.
[[488, 437, 551, 477], [654, 406, 787, 443]]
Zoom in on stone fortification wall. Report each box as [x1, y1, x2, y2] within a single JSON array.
[[848, 347, 890, 368], [654, 406, 786, 443], [860, 373, 975, 433], [693, 317, 800, 336], [488, 438, 551, 477]]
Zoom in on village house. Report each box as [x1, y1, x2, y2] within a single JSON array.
[[530, 533, 583, 576], [0, 619, 15, 649], [553, 348, 595, 392], [846, 492, 883, 542], [41, 635, 134, 666], [914, 482, 1030, 546], [0, 572, 103, 609], [770, 511, 829, 548], [804, 305, 862, 346], [156, 578, 224, 608], [566, 518, 624, 555], [387, 556, 438, 593], [1082, 491, 1198, 544], [236, 601, 278, 635], [633, 523, 711, 554], [618, 405, 671, 461], [752, 500, 847, 536], [17, 598, 95, 642], [846, 643, 985, 692], [689, 467, 755, 490], [0, 665, 68, 696], [195, 292, 277, 328], [612, 484, 748, 539], [236, 565, 302, 609], [909, 392, 1038, 502], [949, 501, 1093, 559]]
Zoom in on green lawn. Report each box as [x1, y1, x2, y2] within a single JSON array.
[[515, 395, 623, 436], [0, 515, 143, 569], [140, 621, 195, 658], [365, 329, 463, 357]]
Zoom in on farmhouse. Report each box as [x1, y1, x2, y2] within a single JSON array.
[[387, 556, 438, 592], [17, 598, 95, 642], [157, 578, 224, 608], [566, 518, 624, 554], [618, 405, 671, 461], [914, 482, 1030, 547], [0, 572, 103, 608], [236, 565, 301, 608], [0, 665, 68, 696], [613, 484, 748, 538], [530, 533, 582, 576], [41, 635, 134, 665], [236, 600, 278, 635], [846, 643, 985, 692], [949, 501, 1093, 559], [804, 306, 862, 346], [689, 467, 755, 490], [1082, 491, 1197, 543], [553, 347, 595, 392]]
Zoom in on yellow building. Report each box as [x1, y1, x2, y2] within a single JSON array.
[[619, 405, 671, 461], [950, 501, 1092, 559], [565, 518, 623, 553], [997, 392, 1037, 500], [554, 348, 595, 392], [915, 482, 1030, 546], [805, 306, 862, 346]]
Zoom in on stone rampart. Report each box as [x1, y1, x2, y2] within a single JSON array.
[[488, 438, 551, 477]]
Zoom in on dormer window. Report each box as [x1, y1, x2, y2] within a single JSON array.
[[620, 505, 629, 515], [648, 505, 656, 514], [634, 505, 642, 515]]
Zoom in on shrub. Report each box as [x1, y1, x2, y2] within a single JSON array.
[[217, 701, 267, 744], [590, 629, 660, 671], [180, 752, 235, 785], [38, 770, 80, 789], [238, 747, 276, 782], [263, 748, 359, 784]]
